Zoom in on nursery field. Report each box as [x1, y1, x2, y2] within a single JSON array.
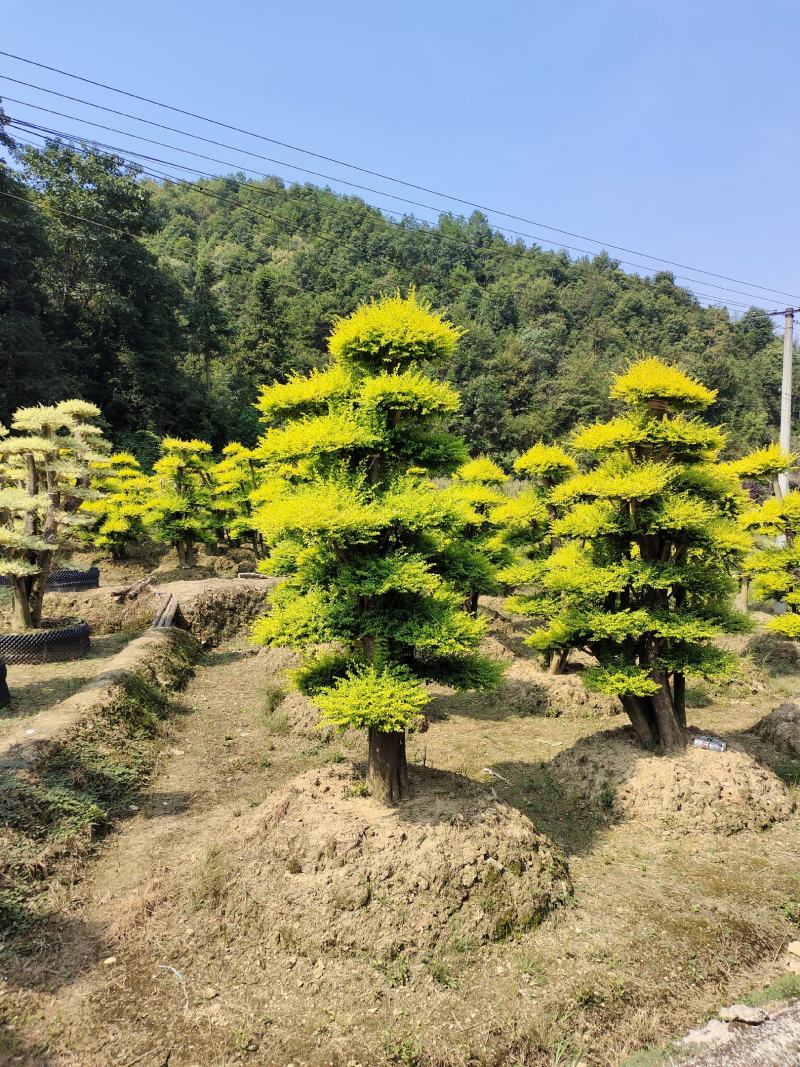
[[1, 573, 800, 1067], [4, 287, 800, 1067]]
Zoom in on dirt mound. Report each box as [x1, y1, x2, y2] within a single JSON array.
[[550, 730, 795, 834], [176, 582, 273, 647], [503, 659, 618, 717], [753, 703, 800, 758], [3, 588, 158, 636], [275, 689, 320, 731], [745, 633, 800, 674], [197, 764, 571, 960], [257, 645, 302, 674]]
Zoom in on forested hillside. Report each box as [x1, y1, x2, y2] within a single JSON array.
[[0, 115, 788, 464]]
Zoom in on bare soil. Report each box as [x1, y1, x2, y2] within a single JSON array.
[[1, 598, 800, 1067]]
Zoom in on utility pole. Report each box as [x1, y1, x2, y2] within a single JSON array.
[[779, 307, 795, 498], [767, 305, 800, 498]]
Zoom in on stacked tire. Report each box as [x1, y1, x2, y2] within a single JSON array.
[[0, 566, 100, 593], [0, 622, 91, 665]]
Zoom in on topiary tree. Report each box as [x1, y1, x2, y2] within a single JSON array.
[[142, 438, 215, 568], [0, 401, 107, 629], [735, 445, 800, 635], [210, 442, 264, 556], [446, 456, 510, 614], [81, 451, 147, 560], [250, 292, 503, 803], [495, 442, 577, 673], [528, 357, 750, 751]]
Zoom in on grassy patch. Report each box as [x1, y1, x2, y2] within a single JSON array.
[[193, 845, 228, 907], [0, 639, 198, 935], [260, 686, 291, 735], [743, 973, 800, 1006], [774, 761, 800, 787]]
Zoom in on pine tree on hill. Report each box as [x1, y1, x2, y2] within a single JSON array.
[[250, 292, 503, 803]]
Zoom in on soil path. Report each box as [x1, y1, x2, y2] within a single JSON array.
[[3, 632, 312, 1066]]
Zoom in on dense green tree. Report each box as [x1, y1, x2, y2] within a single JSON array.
[[735, 444, 800, 632], [1, 127, 790, 459], [0, 108, 52, 418], [187, 260, 228, 390], [528, 358, 751, 751], [142, 438, 215, 567], [250, 292, 502, 803], [234, 264, 289, 383], [81, 451, 147, 560], [497, 443, 577, 673]]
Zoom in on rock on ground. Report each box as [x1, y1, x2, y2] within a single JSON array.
[[684, 1001, 800, 1065]]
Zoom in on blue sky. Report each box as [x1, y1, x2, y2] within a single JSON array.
[[2, 0, 797, 314]]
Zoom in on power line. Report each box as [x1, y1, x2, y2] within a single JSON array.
[[5, 113, 776, 310], [0, 50, 797, 303], [6, 125, 771, 315], [0, 88, 466, 227], [8, 123, 769, 314]]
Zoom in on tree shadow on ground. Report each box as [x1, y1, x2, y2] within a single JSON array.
[[391, 759, 611, 859], [138, 790, 194, 817], [1, 913, 114, 995], [199, 647, 256, 668], [487, 751, 620, 857], [428, 677, 557, 723], [0, 675, 93, 720], [0, 1019, 58, 1066], [151, 565, 218, 585]]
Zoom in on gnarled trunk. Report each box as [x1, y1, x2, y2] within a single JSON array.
[[620, 678, 688, 753], [174, 537, 196, 569], [621, 694, 657, 748], [650, 674, 688, 752], [367, 727, 408, 805]]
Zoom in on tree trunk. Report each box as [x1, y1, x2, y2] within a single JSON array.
[[735, 575, 749, 612], [621, 694, 657, 748], [0, 660, 10, 709], [174, 538, 195, 568], [650, 674, 688, 752], [367, 728, 408, 805], [28, 554, 52, 628], [468, 590, 479, 617], [10, 578, 34, 631], [549, 648, 569, 675], [673, 672, 686, 728]]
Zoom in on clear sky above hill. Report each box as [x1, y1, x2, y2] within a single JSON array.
[[3, 0, 797, 314]]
